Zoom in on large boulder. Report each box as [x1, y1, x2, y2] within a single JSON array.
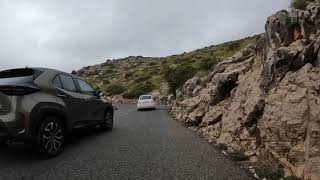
[[259, 64, 320, 176], [150, 83, 169, 104], [265, 10, 294, 49]]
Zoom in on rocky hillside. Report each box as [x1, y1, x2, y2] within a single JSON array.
[[168, 1, 320, 179], [74, 36, 257, 100]]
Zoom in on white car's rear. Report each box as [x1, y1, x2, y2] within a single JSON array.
[[137, 95, 155, 111]]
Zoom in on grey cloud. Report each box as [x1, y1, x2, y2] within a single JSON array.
[[0, 0, 289, 72]]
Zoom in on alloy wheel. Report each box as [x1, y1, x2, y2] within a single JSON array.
[[105, 111, 113, 127], [42, 122, 64, 153]]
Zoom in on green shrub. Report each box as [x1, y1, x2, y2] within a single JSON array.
[[105, 68, 114, 74], [228, 150, 249, 161], [103, 79, 110, 85], [255, 165, 285, 180], [123, 81, 156, 99], [291, 0, 306, 10], [148, 68, 159, 74], [197, 56, 219, 71], [148, 61, 157, 66], [161, 59, 168, 65], [134, 74, 152, 83], [164, 64, 196, 95], [105, 83, 126, 95], [227, 41, 241, 51], [124, 71, 134, 78]]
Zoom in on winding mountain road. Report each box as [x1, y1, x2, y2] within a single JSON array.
[[0, 104, 252, 180]]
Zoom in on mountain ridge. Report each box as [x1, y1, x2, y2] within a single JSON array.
[[74, 35, 258, 99]]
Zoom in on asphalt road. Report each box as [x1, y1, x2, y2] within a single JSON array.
[[0, 104, 252, 180]]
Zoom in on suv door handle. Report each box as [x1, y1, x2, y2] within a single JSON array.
[[57, 94, 67, 98]]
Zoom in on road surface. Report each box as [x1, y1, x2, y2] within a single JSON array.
[[0, 104, 252, 180]]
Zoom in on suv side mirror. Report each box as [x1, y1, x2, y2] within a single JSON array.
[[95, 90, 103, 98]]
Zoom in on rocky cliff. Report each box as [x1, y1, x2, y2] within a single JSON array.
[[168, 1, 320, 179]]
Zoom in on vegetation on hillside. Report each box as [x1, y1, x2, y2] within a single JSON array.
[[82, 35, 259, 98], [164, 63, 196, 95], [290, 0, 306, 10]]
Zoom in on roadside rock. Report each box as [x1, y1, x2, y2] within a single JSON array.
[[182, 77, 201, 98], [107, 95, 137, 104], [259, 64, 320, 168], [150, 83, 169, 104]]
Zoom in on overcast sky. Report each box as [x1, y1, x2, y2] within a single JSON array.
[[0, 0, 289, 72]]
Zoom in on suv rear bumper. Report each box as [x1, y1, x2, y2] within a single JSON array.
[[0, 121, 9, 140], [0, 116, 31, 141]]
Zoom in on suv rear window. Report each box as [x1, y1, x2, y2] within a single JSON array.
[[0, 68, 44, 86], [140, 95, 152, 100], [0, 68, 43, 80], [0, 68, 34, 79]]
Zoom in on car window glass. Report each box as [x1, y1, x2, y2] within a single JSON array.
[[59, 74, 76, 92], [140, 96, 152, 100], [0, 68, 34, 78], [76, 79, 96, 96], [52, 76, 62, 88], [0, 68, 35, 85]]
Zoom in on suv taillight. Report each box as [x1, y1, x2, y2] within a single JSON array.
[[0, 86, 39, 96]]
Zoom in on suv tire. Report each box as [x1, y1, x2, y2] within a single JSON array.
[[35, 117, 65, 158], [100, 110, 113, 131]]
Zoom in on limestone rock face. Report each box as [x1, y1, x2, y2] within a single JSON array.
[[168, 2, 320, 179], [265, 10, 294, 49], [150, 83, 169, 104]]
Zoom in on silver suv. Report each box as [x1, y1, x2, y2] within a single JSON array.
[[0, 68, 114, 158]]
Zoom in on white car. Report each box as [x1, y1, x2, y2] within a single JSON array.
[[137, 95, 156, 111]]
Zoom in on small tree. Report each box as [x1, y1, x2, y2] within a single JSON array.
[[105, 83, 126, 95], [227, 41, 241, 51], [198, 56, 219, 71], [290, 0, 306, 10], [164, 64, 196, 95], [123, 81, 156, 99]]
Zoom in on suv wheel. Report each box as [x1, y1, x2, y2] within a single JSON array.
[[100, 110, 113, 131], [35, 117, 65, 158]]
